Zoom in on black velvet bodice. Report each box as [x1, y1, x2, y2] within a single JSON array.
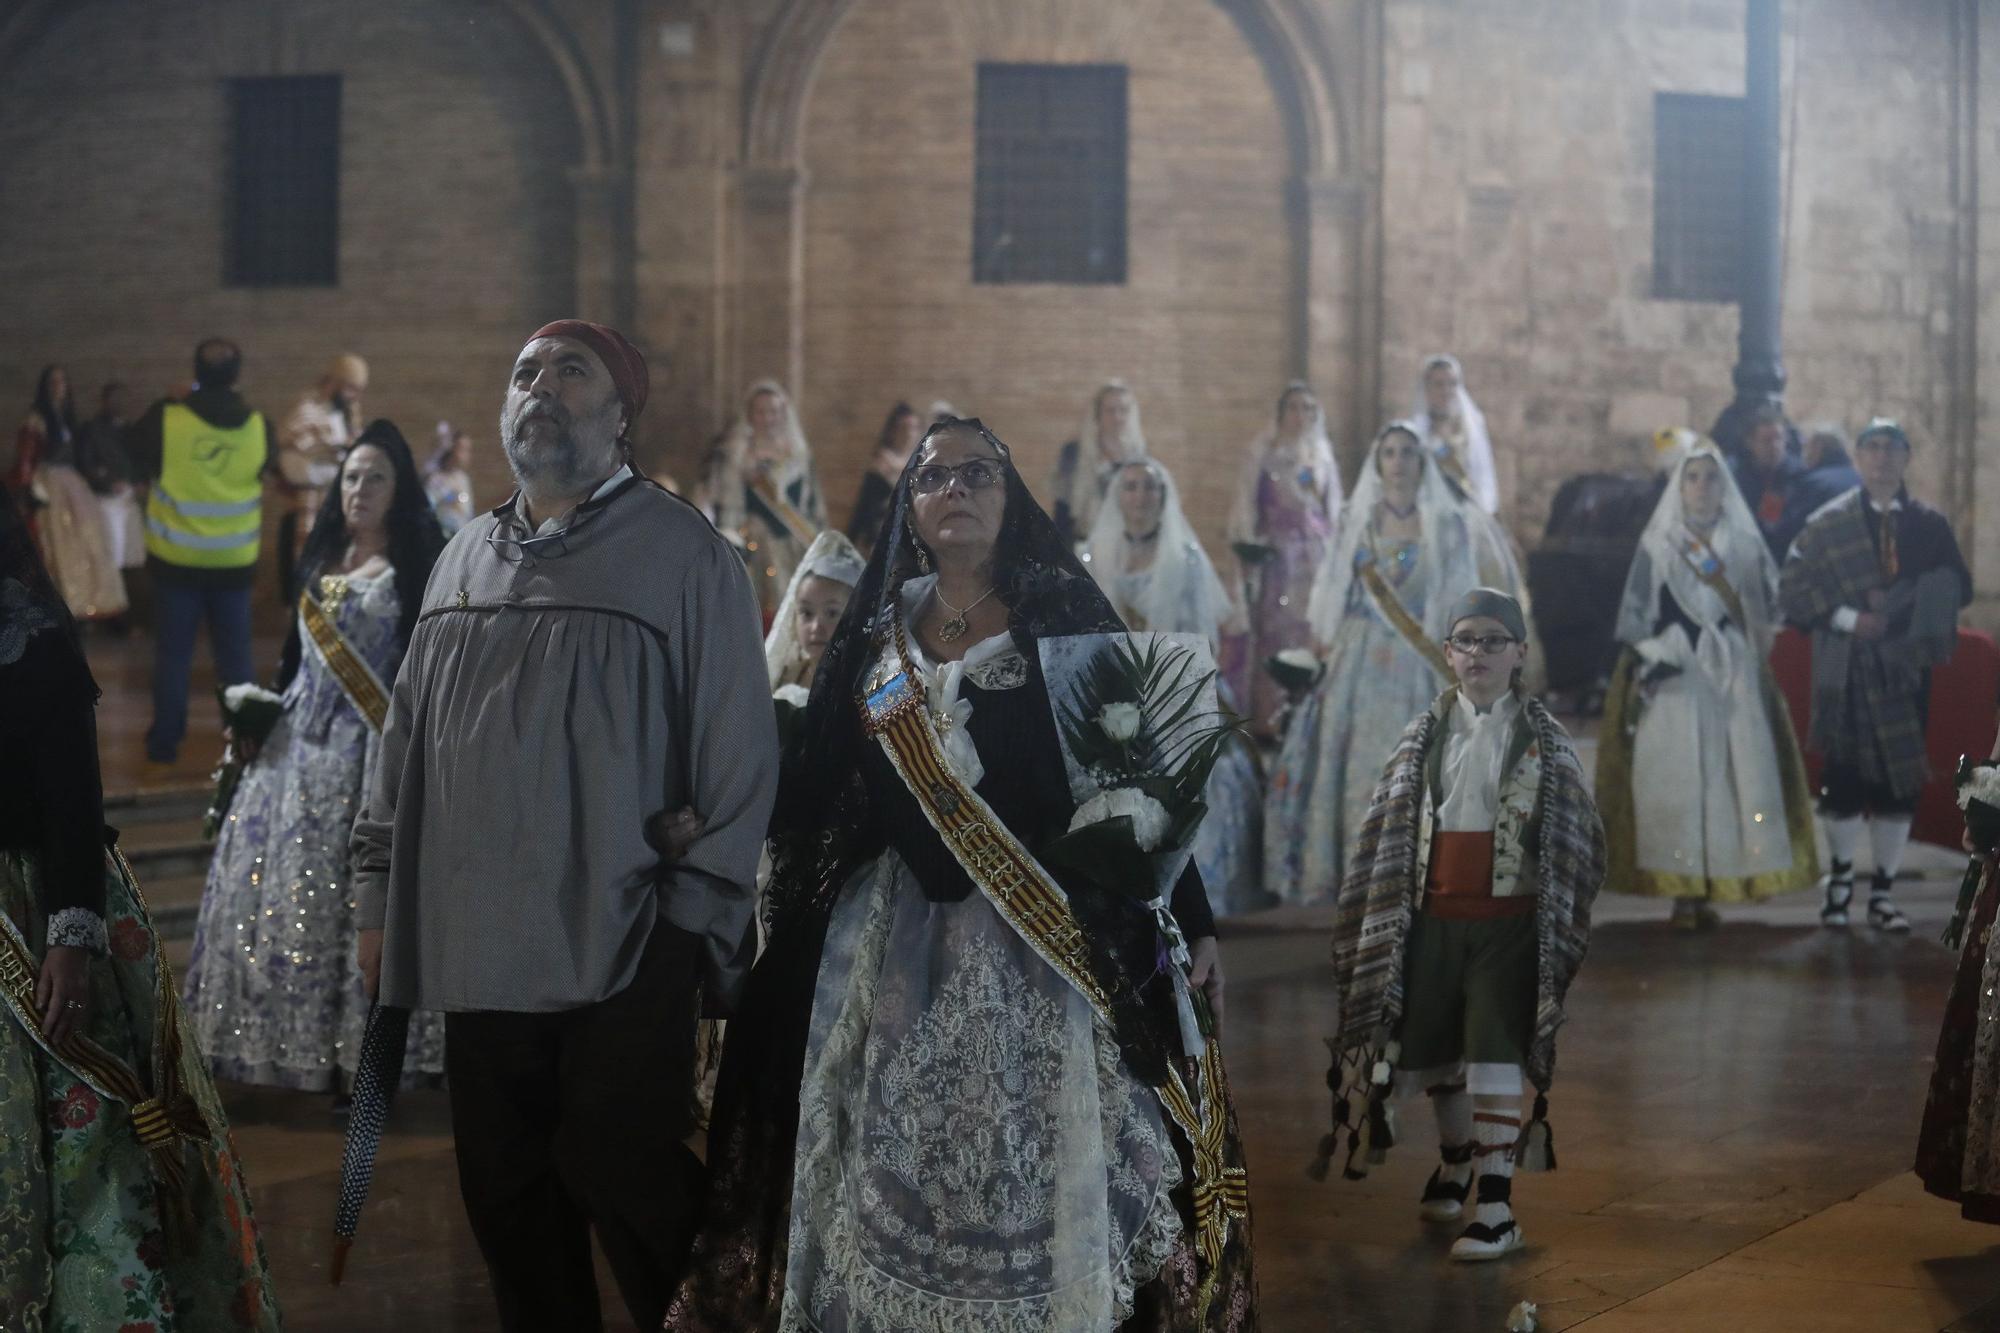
[[853, 650, 1215, 940]]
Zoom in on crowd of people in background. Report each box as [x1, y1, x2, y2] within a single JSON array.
[[4, 322, 1991, 1329]]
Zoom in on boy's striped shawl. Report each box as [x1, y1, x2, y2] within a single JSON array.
[[1322, 690, 1604, 1176]]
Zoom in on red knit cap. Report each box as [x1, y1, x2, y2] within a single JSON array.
[[529, 320, 649, 438]]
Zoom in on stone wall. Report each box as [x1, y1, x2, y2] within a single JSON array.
[[1375, 0, 1977, 566], [0, 0, 582, 538], [795, 0, 1296, 540], [0, 0, 1989, 621]]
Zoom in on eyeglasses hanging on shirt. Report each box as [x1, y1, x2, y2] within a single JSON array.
[[485, 468, 637, 564]]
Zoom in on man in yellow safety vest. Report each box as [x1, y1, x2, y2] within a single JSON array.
[[125, 337, 270, 763]]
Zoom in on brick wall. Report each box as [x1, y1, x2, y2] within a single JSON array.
[[1376, 0, 1974, 562], [2, 0, 1989, 623], [0, 0, 582, 600], [795, 0, 1296, 549]]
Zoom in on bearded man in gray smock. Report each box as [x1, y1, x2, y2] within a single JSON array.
[[351, 319, 777, 1332]]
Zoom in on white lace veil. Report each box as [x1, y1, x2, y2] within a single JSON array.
[[765, 528, 867, 689], [1307, 420, 1518, 646], [1615, 441, 1778, 655], [1063, 380, 1148, 537], [1227, 384, 1343, 547], [704, 379, 817, 533], [1082, 459, 1239, 643], [1411, 354, 1499, 514]]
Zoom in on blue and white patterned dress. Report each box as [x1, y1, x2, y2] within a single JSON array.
[[1264, 537, 1443, 907], [183, 570, 446, 1090]]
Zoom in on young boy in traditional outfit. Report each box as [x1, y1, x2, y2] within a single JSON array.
[[1317, 588, 1605, 1262], [1779, 418, 1971, 931]]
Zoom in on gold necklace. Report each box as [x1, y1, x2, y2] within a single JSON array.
[[933, 582, 997, 644]]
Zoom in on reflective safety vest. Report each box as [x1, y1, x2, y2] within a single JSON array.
[[145, 404, 268, 568]]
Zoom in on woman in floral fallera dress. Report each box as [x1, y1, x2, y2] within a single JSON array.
[[1225, 382, 1341, 737], [698, 379, 827, 620], [0, 485, 280, 1332], [1264, 422, 1523, 906], [184, 420, 447, 1092]]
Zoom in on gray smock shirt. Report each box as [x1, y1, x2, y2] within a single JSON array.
[[351, 466, 778, 1015]]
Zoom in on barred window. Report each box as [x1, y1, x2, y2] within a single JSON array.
[[973, 63, 1128, 285], [1652, 92, 1745, 303], [226, 75, 341, 287]]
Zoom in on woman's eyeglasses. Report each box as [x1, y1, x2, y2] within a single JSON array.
[[910, 459, 1005, 495], [1444, 633, 1519, 656]]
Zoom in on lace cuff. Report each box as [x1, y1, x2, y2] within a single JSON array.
[[46, 907, 107, 954]]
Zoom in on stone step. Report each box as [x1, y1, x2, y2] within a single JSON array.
[[135, 871, 205, 941], [117, 820, 213, 886], [158, 932, 193, 977], [103, 783, 211, 827]]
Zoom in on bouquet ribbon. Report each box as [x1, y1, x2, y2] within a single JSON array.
[[1143, 889, 1207, 1058]]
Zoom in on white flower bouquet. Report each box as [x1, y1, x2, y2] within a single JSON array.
[[1040, 634, 1246, 1043], [202, 684, 285, 840], [1264, 647, 1324, 696]]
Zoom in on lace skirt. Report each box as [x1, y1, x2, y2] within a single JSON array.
[[782, 852, 1184, 1332]]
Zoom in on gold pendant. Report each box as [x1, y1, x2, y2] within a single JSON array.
[[937, 614, 969, 643], [319, 575, 350, 615]]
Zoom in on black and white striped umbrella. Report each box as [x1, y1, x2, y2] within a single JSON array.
[[330, 1003, 411, 1285]]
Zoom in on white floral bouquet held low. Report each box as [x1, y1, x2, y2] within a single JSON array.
[[1042, 634, 1247, 1048], [201, 684, 286, 841], [1264, 647, 1324, 697]]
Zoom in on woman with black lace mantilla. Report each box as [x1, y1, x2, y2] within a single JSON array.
[[664, 417, 1258, 1332]]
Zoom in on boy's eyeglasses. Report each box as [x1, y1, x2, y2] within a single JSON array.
[[911, 459, 1005, 495], [1444, 633, 1519, 656]]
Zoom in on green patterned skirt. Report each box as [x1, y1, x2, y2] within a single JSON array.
[[0, 847, 282, 1332]]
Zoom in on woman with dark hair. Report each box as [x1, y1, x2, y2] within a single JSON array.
[[8, 364, 127, 622], [845, 400, 921, 556], [665, 418, 1256, 1332], [183, 419, 448, 1092], [0, 486, 281, 1330]]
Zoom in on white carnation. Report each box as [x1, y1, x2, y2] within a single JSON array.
[[1960, 765, 2000, 811], [222, 684, 283, 710], [1097, 702, 1143, 743], [1069, 787, 1172, 852]]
